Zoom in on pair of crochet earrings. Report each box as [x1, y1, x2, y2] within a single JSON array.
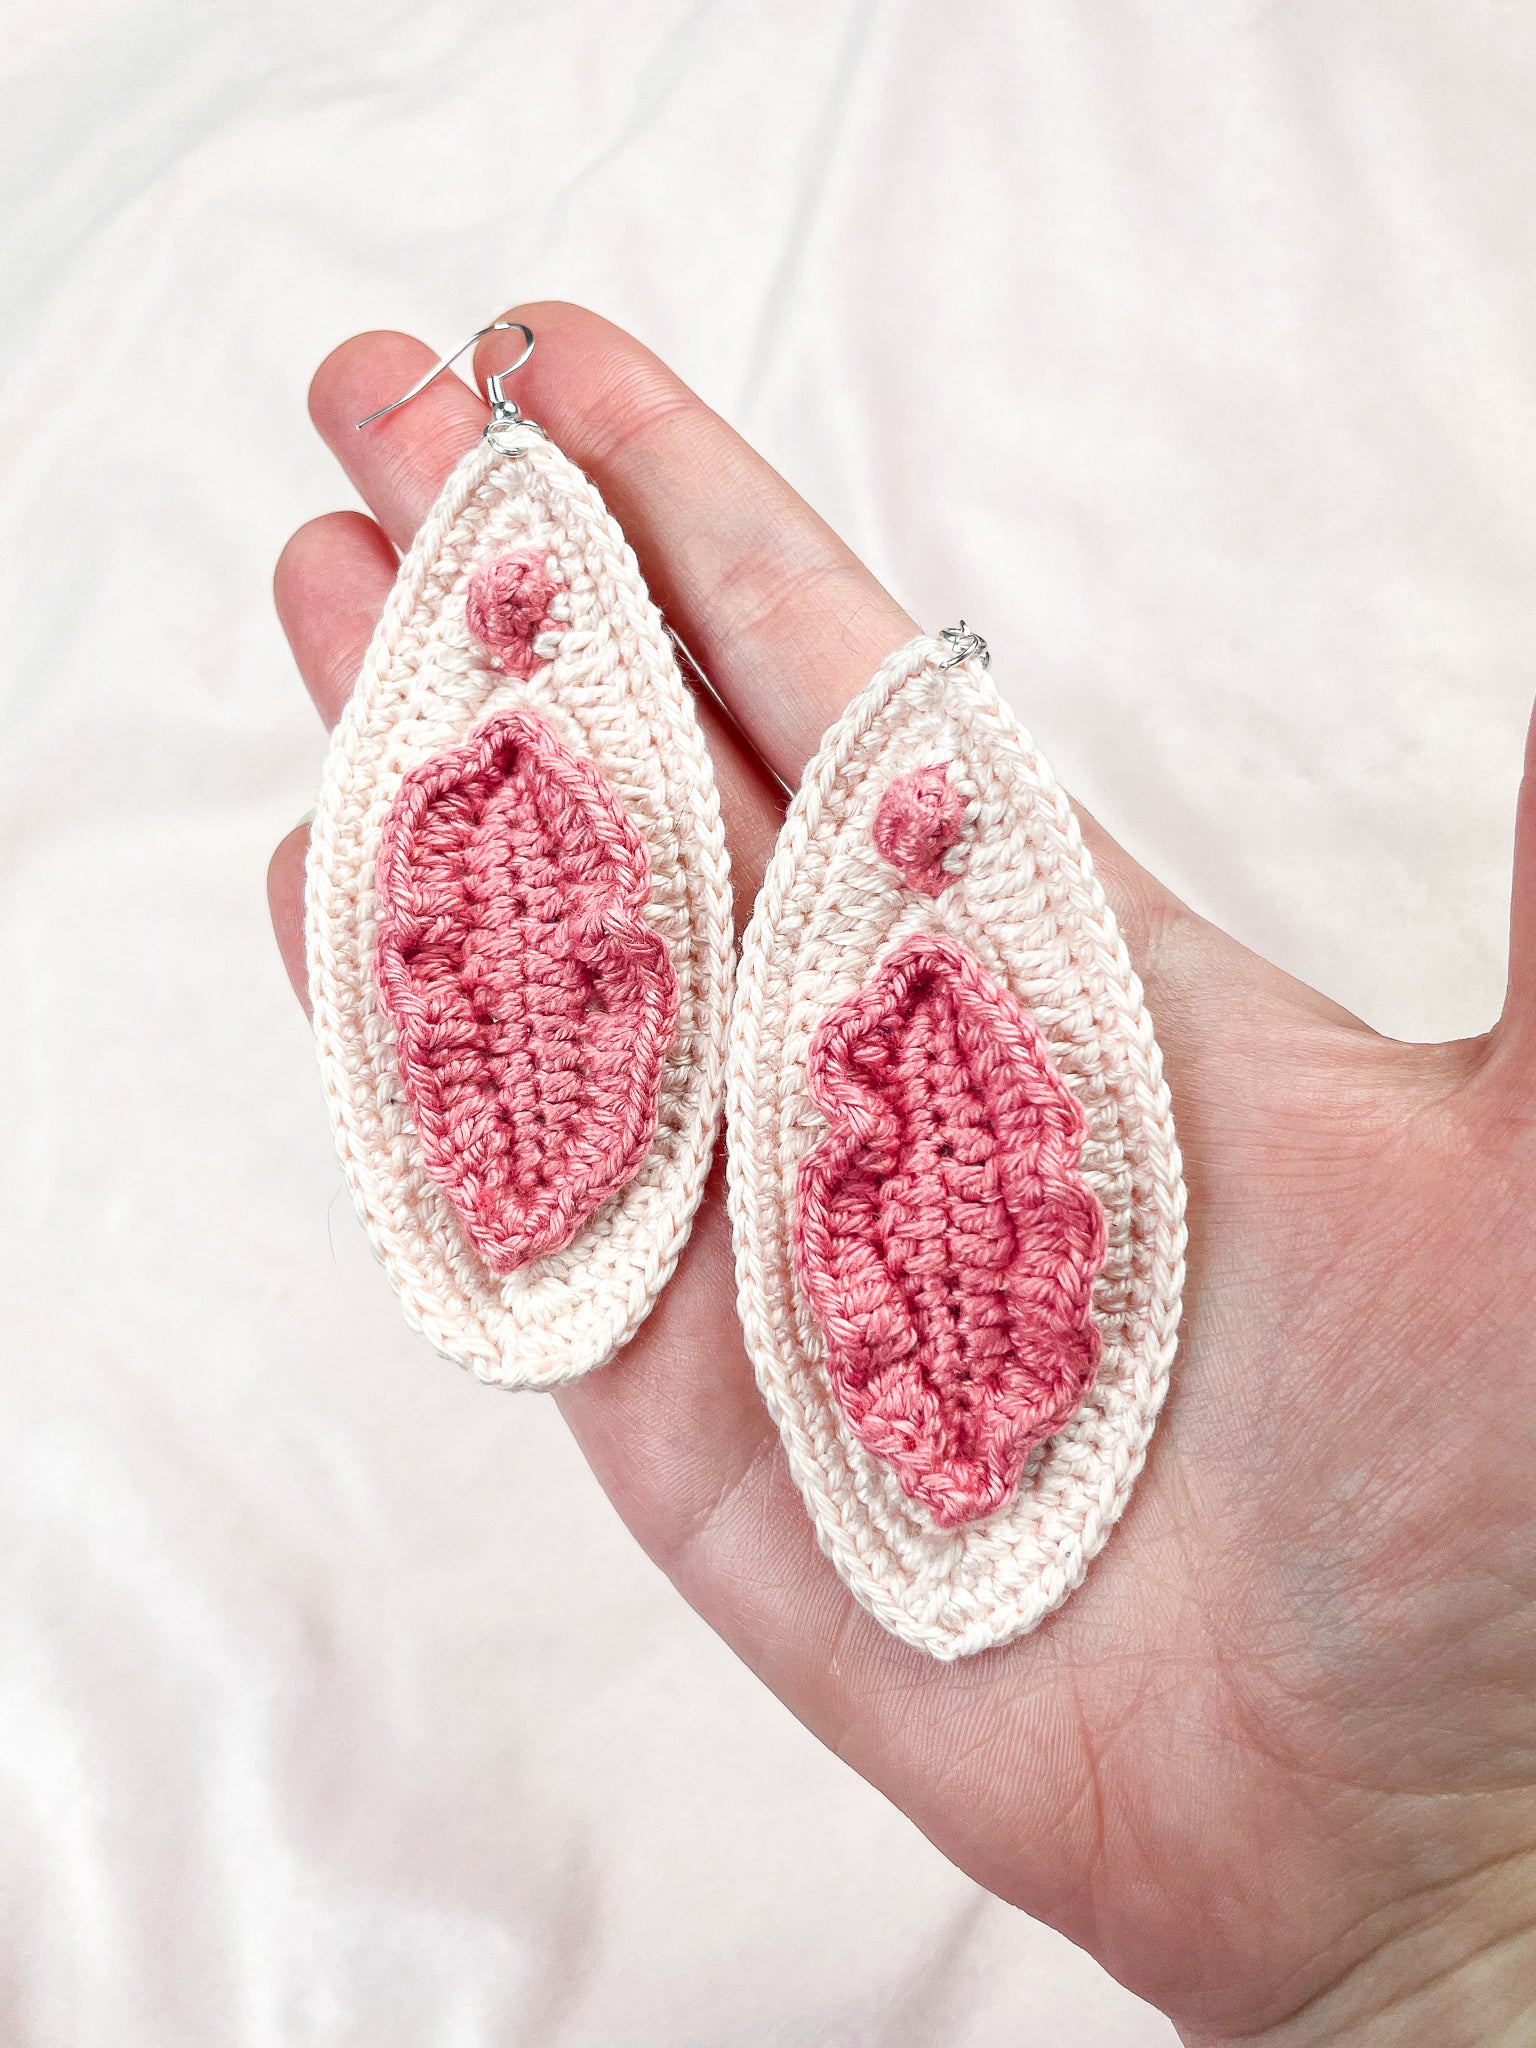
[[307, 323, 1186, 1659]]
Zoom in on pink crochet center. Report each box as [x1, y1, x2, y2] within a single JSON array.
[[373, 708, 680, 1274], [465, 549, 563, 680], [872, 764, 968, 897], [794, 934, 1107, 1528]]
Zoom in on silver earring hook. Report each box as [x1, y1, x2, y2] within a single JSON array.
[[355, 320, 536, 429], [665, 624, 796, 800]]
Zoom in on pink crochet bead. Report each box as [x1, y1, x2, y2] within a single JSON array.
[[465, 550, 562, 679], [794, 934, 1106, 1528], [872, 764, 968, 896], [373, 708, 680, 1273]]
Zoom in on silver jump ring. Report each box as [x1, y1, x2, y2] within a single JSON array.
[[939, 621, 989, 670]]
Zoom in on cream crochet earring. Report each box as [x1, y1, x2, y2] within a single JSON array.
[[306, 323, 733, 1390], [726, 626, 1186, 1658]]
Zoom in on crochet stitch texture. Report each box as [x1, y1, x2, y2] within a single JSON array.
[[795, 932, 1106, 1529], [726, 633, 1186, 1658], [373, 706, 681, 1274], [307, 416, 732, 1389], [871, 764, 968, 896], [465, 549, 561, 679]]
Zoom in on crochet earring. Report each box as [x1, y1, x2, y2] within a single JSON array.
[[306, 323, 733, 1390], [726, 626, 1186, 1658]]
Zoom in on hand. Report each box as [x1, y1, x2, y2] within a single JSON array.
[[269, 304, 1536, 2046]]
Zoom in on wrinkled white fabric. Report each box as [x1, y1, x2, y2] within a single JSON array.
[[3, 2, 1533, 2041]]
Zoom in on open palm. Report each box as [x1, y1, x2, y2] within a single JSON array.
[[269, 305, 1536, 2046]]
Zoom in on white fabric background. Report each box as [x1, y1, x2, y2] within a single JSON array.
[[3, 3, 1533, 2042]]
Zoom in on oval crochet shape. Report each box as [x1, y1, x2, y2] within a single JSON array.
[[795, 933, 1106, 1529], [307, 418, 733, 1389], [373, 707, 681, 1275], [727, 633, 1185, 1658]]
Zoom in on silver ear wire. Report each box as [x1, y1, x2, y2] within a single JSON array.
[[665, 625, 795, 800], [355, 320, 536, 429]]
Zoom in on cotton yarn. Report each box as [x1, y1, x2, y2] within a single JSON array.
[[372, 704, 681, 1276], [726, 633, 1186, 1659], [870, 764, 969, 897], [464, 547, 562, 679], [306, 418, 733, 1390], [794, 931, 1107, 1530]]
